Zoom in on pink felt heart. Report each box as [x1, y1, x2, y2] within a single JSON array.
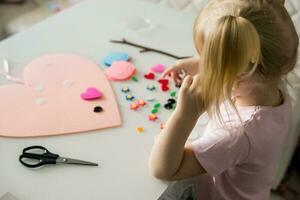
[[80, 87, 102, 100], [0, 54, 121, 137], [104, 61, 136, 81], [151, 64, 165, 73]]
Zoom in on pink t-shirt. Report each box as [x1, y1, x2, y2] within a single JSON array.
[[192, 90, 291, 200]]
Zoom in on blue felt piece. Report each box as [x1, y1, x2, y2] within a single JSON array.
[[102, 52, 129, 67]]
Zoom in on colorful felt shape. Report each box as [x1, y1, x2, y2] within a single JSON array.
[[151, 108, 158, 114], [148, 114, 158, 121], [170, 91, 176, 97], [146, 84, 156, 91], [158, 78, 170, 92], [154, 103, 161, 108], [147, 96, 155, 102], [158, 79, 169, 85], [151, 64, 165, 73], [164, 103, 174, 110], [0, 54, 121, 137], [104, 61, 136, 81], [137, 100, 147, 106], [136, 127, 144, 133], [80, 87, 102, 100], [130, 102, 139, 110], [121, 86, 130, 93], [94, 106, 103, 113], [161, 84, 169, 92], [164, 98, 176, 110], [144, 73, 155, 80], [131, 76, 139, 82], [102, 52, 129, 66], [125, 94, 135, 101]]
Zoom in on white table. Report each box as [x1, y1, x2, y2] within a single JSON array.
[[0, 1, 209, 199]]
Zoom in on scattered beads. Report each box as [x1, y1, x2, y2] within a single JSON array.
[[164, 98, 176, 110], [158, 79, 170, 92], [147, 84, 156, 91], [151, 108, 158, 114], [151, 64, 165, 73], [130, 103, 139, 110], [121, 86, 130, 93], [164, 103, 174, 110], [94, 106, 103, 113], [154, 103, 161, 108], [170, 91, 176, 97], [137, 100, 147, 106], [144, 72, 155, 80], [126, 95, 135, 101], [148, 114, 158, 121], [161, 85, 169, 91], [136, 127, 144, 133], [158, 79, 169, 85], [168, 98, 176, 104], [147, 96, 156, 102], [131, 76, 139, 82]]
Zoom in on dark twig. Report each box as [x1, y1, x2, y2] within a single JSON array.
[[110, 38, 191, 60]]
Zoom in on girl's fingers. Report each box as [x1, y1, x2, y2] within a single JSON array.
[[162, 67, 176, 78], [191, 74, 202, 90], [181, 75, 193, 90], [174, 73, 182, 85]]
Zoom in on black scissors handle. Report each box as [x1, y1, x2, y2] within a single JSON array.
[[19, 146, 59, 168]]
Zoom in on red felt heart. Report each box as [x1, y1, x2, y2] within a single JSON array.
[[161, 84, 169, 92], [158, 79, 169, 85], [144, 73, 155, 80]]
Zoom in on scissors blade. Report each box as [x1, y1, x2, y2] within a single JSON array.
[[57, 157, 98, 166]]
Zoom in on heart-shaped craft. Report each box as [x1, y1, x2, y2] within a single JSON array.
[[144, 73, 155, 80], [161, 84, 170, 92], [151, 64, 165, 73], [158, 79, 169, 85], [0, 54, 121, 137], [102, 52, 129, 67], [81, 87, 102, 100], [104, 61, 136, 81]]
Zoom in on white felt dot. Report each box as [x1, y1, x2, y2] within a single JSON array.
[[63, 80, 74, 88], [35, 98, 47, 106], [34, 84, 45, 92]]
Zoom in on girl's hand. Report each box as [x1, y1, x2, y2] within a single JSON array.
[[175, 75, 205, 118], [162, 57, 201, 85]]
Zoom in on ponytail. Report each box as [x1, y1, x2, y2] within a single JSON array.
[[200, 15, 261, 119]]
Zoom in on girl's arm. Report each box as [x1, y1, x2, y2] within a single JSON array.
[[149, 75, 206, 181]]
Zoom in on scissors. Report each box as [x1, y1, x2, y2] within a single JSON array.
[[19, 146, 98, 168]]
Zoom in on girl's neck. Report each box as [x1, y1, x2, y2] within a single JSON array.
[[234, 83, 283, 107]]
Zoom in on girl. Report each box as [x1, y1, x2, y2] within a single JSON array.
[[149, 0, 299, 199]]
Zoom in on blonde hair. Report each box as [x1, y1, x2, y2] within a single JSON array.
[[194, 0, 299, 119]]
